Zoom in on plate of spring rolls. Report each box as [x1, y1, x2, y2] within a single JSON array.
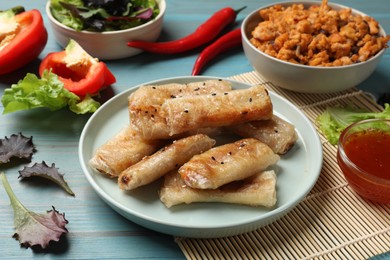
[[79, 76, 323, 238]]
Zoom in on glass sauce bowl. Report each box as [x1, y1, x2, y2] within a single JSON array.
[[337, 118, 390, 204]]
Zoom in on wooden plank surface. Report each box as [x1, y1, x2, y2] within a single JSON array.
[[0, 0, 389, 259]]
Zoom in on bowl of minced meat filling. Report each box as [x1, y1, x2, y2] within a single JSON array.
[[241, 0, 390, 93]]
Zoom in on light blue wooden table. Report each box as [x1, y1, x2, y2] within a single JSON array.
[[1, 0, 389, 259]]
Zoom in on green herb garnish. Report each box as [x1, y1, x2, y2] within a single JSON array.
[[316, 104, 390, 145], [50, 0, 160, 32]]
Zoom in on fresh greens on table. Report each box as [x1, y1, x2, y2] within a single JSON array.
[[19, 161, 75, 196], [1, 70, 100, 115], [50, 0, 160, 32], [0, 133, 72, 249], [316, 103, 390, 145], [0, 173, 69, 249], [0, 133, 74, 196], [0, 133, 35, 164]]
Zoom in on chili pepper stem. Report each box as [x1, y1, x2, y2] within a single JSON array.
[[235, 6, 247, 15]]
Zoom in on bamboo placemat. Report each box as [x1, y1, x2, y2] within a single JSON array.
[[175, 71, 390, 260]]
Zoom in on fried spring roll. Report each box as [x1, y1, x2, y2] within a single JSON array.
[[118, 134, 216, 190], [161, 85, 273, 136], [128, 79, 232, 140], [179, 138, 279, 189], [159, 170, 277, 208], [89, 125, 162, 177], [228, 115, 298, 154], [129, 80, 232, 108]]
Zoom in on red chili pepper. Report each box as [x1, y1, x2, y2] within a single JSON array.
[[191, 28, 242, 76], [0, 8, 48, 75], [127, 6, 246, 54], [39, 41, 116, 97]]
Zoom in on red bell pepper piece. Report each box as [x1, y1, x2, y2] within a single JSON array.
[[39, 40, 116, 97], [0, 9, 48, 75]]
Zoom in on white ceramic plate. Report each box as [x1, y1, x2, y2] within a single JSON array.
[[79, 76, 323, 238]]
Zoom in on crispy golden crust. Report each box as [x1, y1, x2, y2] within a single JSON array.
[[227, 115, 298, 154], [90, 79, 299, 209], [159, 170, 277, 208], [178, 138, 279, 189], [118, 134, 216, 190], [128, 80, 232, 140], [89, 125, 162, 177], [162, 85, 273, 136]]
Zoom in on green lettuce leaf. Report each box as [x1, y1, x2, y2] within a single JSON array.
[[1, 71, 100, 115], [68, 93, 100, 114], [316, 104, 390, 145], [50, 0, 84, 31]]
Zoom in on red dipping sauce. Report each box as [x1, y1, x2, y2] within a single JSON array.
[[337, 119, 390, 203]]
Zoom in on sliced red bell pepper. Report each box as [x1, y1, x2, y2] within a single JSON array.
[[39, 40, 116, 97], [0, 8, 48, 75]]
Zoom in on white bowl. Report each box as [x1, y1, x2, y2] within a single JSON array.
[[46, 0, 166, 60], [242, 1, 388, 93]]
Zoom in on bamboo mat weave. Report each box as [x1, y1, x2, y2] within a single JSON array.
[[175, 71, 390, 260]]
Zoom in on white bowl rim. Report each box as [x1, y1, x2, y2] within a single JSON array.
[[45, 0, 166, 35], [241, 0, 389, 70]]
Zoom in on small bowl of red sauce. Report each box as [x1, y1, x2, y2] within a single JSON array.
[[337, 118, 390, 203]]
